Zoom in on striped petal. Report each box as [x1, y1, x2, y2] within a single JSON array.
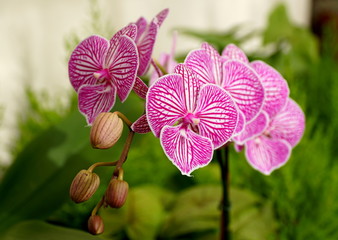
[[160, 125, 213, 176], [106, 35, 139, 102], [245, 136, 291, 175], [201, 43, 222, 85], [185, 49, 216, 84], [222, 60, 264, 122], [133, 77, 148, 99], [268, 98, 305, 147], [135, 17, 147, 42], [131, 114, 151, 134], [174, 64, 201, 112], [251, 60, 289, 118], [195, 84, 238, 148], [233, 110, 245, 136], [234, 111, 269, 145], [221, 44, 249, 63], [137, 21, 158, 76], [111, 23, 137, 42], [68, 35, 108, 91], [153, 8, 169, 27], [146, 74, 187, 137], [78, 84, 116, 125]]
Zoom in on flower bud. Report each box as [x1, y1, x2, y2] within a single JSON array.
[[88, 215, 104, 235], [70, 170, 100, 203], [105, 178, 129, 208], [90, 112, 123, 149]]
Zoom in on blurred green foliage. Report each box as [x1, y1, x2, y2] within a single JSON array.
[[1, 3, 338, 240]]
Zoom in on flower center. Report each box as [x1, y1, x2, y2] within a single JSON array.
[[182, 112, 200, 126], [93, 69, 111, 83]]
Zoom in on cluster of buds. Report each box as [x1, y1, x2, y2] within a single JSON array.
[[69, 112, 132, 235]]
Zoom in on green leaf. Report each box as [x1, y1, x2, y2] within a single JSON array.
[[0, 110, 91, 233], [160, 185, 277, 240], [3, 220, 103, 240], [100, 186, 167, 240]]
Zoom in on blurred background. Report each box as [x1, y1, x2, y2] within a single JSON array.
[[0, 0, 337, 239]]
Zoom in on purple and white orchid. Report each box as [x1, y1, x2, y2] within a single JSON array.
[[185, 43, 265, 127], [146, 64, 238, 175], [244, 98, 305, 175], [68, 25, 139, 125]]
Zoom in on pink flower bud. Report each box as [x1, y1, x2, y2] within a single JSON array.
[[88, 215, 104, 235], [90, 112, 123, 149], [105, 178, 129, 208], [70, 170, 100, 203]]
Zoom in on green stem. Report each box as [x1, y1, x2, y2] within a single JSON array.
[[113, 130, 135, 176], [88, 161, 118, 173], [217, 145, 230, 240]]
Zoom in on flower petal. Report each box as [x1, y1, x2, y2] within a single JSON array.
[[146, 74, 187, 137], [268, 98, 305, 147], [68, 35, 108, 92], [106, 35, 139, 102], [201, 43, 222, 85], [233, 110, 245, 136], [135, 17, 147, 42], [185, 49, 216, 84], [174, 64, 201, 112], [195, 84, 238, 148], [160, 125, 213, 176], [245, 136, 291, 175], [221, 44, 249, 63], [233, 111, 269, 145], [153, 8, 169, 27], [137, 21, 158, 76], [131, 114, 151, 134], [222, 60, 264, 122], [78, 84, 116, 125], [111, 23, 137, 42], [133, 77, 148, 99], [251, 60, 289, 118]]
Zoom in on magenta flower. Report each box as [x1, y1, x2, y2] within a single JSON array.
[[222, 44, 290, 119], [185, 43, 265, 126], [146, 64, 238, 175], [68, 25, 139, 125], [244, 98, 305, 175], [134, 8, 169, 76]]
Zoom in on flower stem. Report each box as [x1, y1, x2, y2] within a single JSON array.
[[87, 161, 118, 173], [91, 196, 105, 216], [151, 58, 168, 76], [113, 111, 132, 128], [113, 130, 135, 176], [217, 145, 231, 240]]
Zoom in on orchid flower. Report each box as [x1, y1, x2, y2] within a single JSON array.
[[244, 98, 305, 175], [185, 43, 265, 130], [223, 44, 290, 145], [69, 25, 139, 125], [222, 44, 290, 119], [146, 64, 238, 175]]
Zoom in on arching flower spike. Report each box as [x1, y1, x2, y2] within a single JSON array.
[[146, 64, 238, 175]]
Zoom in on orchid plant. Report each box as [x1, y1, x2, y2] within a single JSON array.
[[68, 8, 305, 238]]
